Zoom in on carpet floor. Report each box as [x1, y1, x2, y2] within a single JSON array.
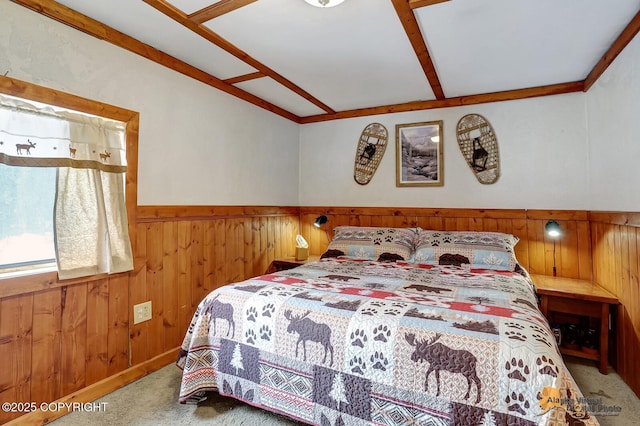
[[50, 357, 639, 425]]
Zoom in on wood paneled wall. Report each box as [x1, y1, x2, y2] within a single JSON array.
[[590, 212, 640, 397], [2, 206, 639, 424], [0, 276, 130, 424], [300, 207, 592, 280], [0, 206, 298, 424], [130, 206, 299, 365]]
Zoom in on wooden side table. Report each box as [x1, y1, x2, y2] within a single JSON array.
[[531, 274, 619, 374], [266, 255, 321, 274]]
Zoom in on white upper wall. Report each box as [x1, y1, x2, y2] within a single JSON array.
[[299, 94, 589, 209], [0, 1, 300, 206], [586, 32, 640, 212], [4, 2, 638, 212]]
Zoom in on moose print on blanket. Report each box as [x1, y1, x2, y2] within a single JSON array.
[[203, 295, 236, 338], [405, 332, 482, 403], [284, 310, 334, 367]]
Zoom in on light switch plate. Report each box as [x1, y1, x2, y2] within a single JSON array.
[[133, 301, 152, 324]]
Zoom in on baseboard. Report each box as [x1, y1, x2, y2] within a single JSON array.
[[5, 347, 180, 425]]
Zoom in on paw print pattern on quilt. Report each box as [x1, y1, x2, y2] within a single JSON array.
[[372, 325, 391, 342], [536, 355, 560, 378], [350, 329, 368, 348], [497, 333, 563, 422], [245, 329, 257, 345], [342, 300, 411, 382], [497, 318, 564, 421], [241, 286, 290, 352], [505, 357, 530, 382], [505, 392, 530, 416], [259, 325, 272, 342], [370, 351, 390, 371], [500, 319, 557, 352]]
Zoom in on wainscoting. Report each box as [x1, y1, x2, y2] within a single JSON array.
[[590, 212, 640, 396], [300, 207, 592, 280], [130, 206, 299, 365], [0, 206, 299, 424], [0, 275, 130, 424], [1, 206, 638, 424]]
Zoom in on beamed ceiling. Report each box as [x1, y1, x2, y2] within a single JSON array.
[[11, 0, 640, 123]]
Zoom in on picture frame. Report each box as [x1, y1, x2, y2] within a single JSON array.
[[396, 120, 444, 187]]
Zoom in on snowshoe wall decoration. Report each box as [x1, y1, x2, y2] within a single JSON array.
[[354, 123, 388, 185], [456, 114, 500, 184]]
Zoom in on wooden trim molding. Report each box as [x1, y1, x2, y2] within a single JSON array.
[[589, 211, 640, 227], [409, 0, 451, 8], [143, 0, 335, 115], [526, 209, 589, 221], [0, 259, 145, 299], [10, 0, 300, 122], [300, 82, 584, 123], [299, 206, 527, 219], [188, 0, 258, 24], [3, 348, 179, 426], [391, 0, 445, 99], [300, 207, 592, 221], [0, 75, 137, 122], [10, 0, 637, 123], [584, 9, 640, 91], [12, 0, 633, 124], [137, 205, 300, 222], [224, 71, 266, 85]]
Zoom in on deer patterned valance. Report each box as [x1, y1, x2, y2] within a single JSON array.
[[0, 94, 126, 172]]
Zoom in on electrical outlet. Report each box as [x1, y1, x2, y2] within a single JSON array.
[[133, 301, 152, 324]]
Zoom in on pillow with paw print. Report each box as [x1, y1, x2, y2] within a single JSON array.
[[321, 226, 417, 262]]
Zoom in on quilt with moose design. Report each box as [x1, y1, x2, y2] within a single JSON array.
[[177, 258, 599, 426]]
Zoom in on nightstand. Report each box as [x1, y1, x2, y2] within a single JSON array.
[[266, 255, 320, 274], [531, 274, 619, 374]]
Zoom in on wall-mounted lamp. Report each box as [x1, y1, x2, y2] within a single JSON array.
[[545, 220, 561, 276], [545, 220, 561, 238], [314, 215, 328, 228]]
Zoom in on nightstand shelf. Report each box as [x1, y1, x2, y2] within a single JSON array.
[[266, 255, 321, 274], [531, 274, 619, 374], [559, 347, 599, 361]]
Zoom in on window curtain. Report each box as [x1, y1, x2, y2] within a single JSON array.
[[0, 94, 133, 280]]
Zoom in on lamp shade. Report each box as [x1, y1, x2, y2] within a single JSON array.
[[545, 220, 561, 238], [304, 0, 345, 7], [314, 215, 328, 228]]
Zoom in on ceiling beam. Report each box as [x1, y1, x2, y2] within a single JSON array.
[[10, 0, 301, 122], [12, 0, 633, 125], [299, 81, 584, 123], [223, 72, 265, 85], [391, 0, 445, 100], [583, 9, 640, 92], [144, 0, 336, 115], [189, 0, 258, 24], [409, 0, 451, 9]]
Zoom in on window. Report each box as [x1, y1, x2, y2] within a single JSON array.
[[0, 164, 56, 272], [0, 75, 138, 288]]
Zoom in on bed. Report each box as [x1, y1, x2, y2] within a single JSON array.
[[177, 226, 599, 425]]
